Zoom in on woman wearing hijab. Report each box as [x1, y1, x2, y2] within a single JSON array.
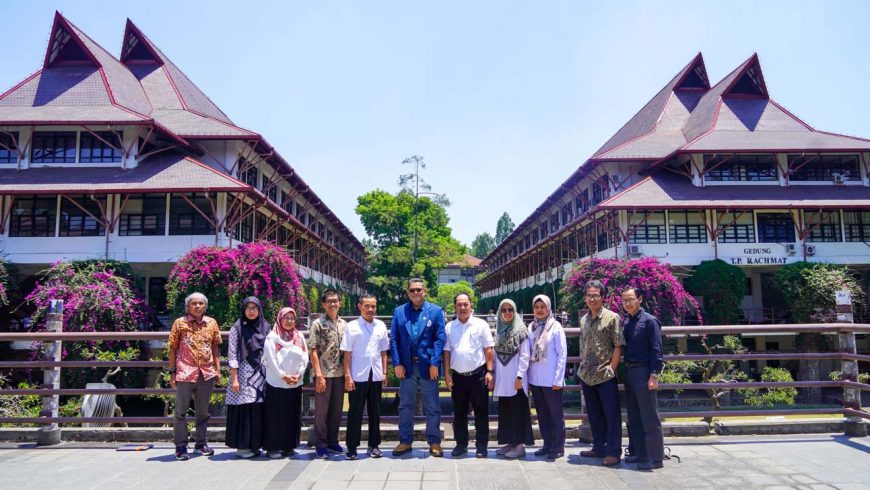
[[263, 307, 309, 458], [493, 299, 533, 459], [226, 297, 270, 458], [527, 294, 568, 462]]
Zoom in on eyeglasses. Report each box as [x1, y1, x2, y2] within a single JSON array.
[[585, 294, 602, 300], [500, 308, 514, 313], [408, 288, 424, 294], [244, 306, 259, 311], [324, 299, 340, 305], [283, 316, 297, 322]]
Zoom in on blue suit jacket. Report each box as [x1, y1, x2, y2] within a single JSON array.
[[390, 300, 446, 376]]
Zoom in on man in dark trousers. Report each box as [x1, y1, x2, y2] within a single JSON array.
[[621, 287, 665, 471]]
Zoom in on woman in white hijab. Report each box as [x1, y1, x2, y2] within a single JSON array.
[[526, 294, 567, 462], [263, 307, 309, 458]]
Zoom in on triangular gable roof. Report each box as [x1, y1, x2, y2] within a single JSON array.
[[722, 54, 767, 97], [682, 54, 760, 143], [593, 53, 709, 158], [0, 12, 152, 125], [122, 19, 233, 124]]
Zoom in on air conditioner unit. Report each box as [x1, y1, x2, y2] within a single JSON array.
[[833, 173, 845, 184], [786, 243, 797, 254], [611, 174, 621, 184], [806, 245, 817, 256], [628, 245, 642, 256]]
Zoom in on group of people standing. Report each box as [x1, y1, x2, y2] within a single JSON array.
[[165, 277, 665, 471]]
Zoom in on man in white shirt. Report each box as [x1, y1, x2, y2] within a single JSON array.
[[443, 293, 495, 458], [341, 294, 390, 460]]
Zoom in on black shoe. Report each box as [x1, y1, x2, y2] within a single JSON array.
[[625, 454, 642, 464], [346, 450, 358, 460], [327, 443, 345, 454], [175, 446, 190, 461], [534, 447, 551, 457], [546, 453, 558, 462], [451, 445, 468, 457], [475, 449, 487, 458], [367, 447, 382, 458], [193, 444, 214, 456], [637, 460, 663, 471]]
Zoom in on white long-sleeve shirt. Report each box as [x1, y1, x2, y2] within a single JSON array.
[[493, 334, 531, 397], [264, 331, 309, 389], [527, 321, 567, 388]]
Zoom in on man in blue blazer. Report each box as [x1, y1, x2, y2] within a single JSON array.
[[390, 278, 446, 457]]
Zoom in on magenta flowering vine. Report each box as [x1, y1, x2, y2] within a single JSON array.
[[166, 241, 306, 328], [561, 257, 702, 326]]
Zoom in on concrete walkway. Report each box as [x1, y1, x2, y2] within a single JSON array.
[[2, 434, 869, 489]]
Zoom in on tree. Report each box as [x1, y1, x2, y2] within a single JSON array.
[[495, 212, 515, 245], [561, 257, 701, 326], [356, 188, 464, 311], [471, 233, 495, 259], [685, 259, 746, 325], [431, 281, 477, 315], [166, 241, 306, 328], [25, 260, 147, 388], [771, 261, 863, 403]]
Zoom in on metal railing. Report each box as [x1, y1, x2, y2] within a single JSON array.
[[1, 319, 868, 433]]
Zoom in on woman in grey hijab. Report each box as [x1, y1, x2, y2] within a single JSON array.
[[526, 294, 567, 462]]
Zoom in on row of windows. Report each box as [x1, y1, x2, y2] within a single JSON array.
[[8, 194, 214, 237], [703, 153, 862, 182], [237, 162, 334, 242], [628, 210, 870, 244], [0, 131, 123, 165]]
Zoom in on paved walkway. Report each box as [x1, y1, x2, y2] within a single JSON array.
[[2, 434, 869, 489]]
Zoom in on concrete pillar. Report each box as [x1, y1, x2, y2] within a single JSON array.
[[836, 290, 867, 437], [36, 300, 63, 446]]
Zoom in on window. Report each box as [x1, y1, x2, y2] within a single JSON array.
[[238, 163, 258, 188], [561, 204, 572, 226], [59, 195, 105, 236], [757, 213, 795, 243], [169, 193, 215, 235], [10, 195, 57, 237], [0, 132, 18, 164], [789, 154, 860, 181], [79, 131, 122, 163], [576, 189, 589, 215], [281, 192, 292, 214], [531, 228, 538, 246], [261, 175, 277, 202], [592, 178, 609, 205], [596, 220, 613, 251], [805, 211, 841, 242], [717, 211, 755, 243], [628, 211, 666, 244], [844, 210, 870, 242], [119, 194, 166, 236], [31, 131, 77, 163], [549, 215, 559, 233], [235, 213, 253, 242], [669, 210, 707, 243], [705, 154, 777, 182]]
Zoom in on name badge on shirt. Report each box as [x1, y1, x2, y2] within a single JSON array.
[[427, 320, 432, 327]]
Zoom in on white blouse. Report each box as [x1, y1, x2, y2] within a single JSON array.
[[493, 334, 531, 398], [264, 331, 309, 389]]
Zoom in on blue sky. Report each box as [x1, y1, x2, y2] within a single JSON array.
[[2, 1, 869, 248]]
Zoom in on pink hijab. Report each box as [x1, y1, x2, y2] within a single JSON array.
[[273, 307, 305, 352]]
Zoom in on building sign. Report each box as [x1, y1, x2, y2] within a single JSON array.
[[727, 248, 789, 265]]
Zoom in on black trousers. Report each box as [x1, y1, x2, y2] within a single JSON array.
[[581, 377, 621, 457], [625, 365, 664, 463], [531, 384, 565, 455], [346, 371, 382, 451], [451, 366, 489, 450]]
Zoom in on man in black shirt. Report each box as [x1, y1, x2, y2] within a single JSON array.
[[621, 287, 664, 471]]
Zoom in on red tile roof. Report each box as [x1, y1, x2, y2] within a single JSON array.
[[0, 153, 249, 194], [598, 172, 870, 210]]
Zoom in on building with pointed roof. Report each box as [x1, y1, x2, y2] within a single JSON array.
[[478, 53, 870, 331], [0, 12, 367, 319]]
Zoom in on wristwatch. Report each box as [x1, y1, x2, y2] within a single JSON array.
[[486, 369, 494, 374], [168, 368, 177, 375]]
